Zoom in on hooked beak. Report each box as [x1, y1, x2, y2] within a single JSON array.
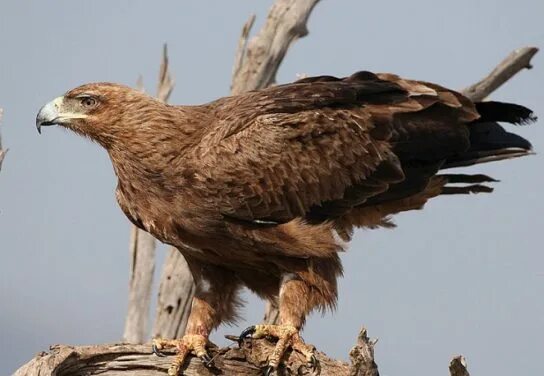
[[36, 97, 64, 134]]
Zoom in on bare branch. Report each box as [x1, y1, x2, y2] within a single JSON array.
[[135, 75, 144, 92], [123, 227, 156, 343], [0, 109, 6, 171], [123, 45, 175, 344], [157, 44, 175, 103], [449, 355, 470, 376], [262, 300, 280, 325], [348, 328, 379, 376], [462, 46, 539, 101], [152, 248, 195, 339], [232, 14, 256, 80], [231, 0, 321, 95]]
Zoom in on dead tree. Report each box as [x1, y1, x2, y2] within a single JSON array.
[[13, 0, 538, 374]]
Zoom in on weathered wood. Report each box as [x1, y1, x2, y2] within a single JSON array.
[[156, 0, 322, 335], [156, 44, 175, 103], [231, 0, 321, 95], [13, 332, 364, 376], [123, 45, 174, 344], [123, 227, 157, 343], [152, 248, 196, 339], [232, 14, 256, 83], [262, 299, 280, 325], [449, 355, 470, 376], [462, 46, 538, 101], [348, 328, 379, 376]]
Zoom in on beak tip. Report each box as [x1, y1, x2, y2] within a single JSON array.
[[36, 96, 63, 134]]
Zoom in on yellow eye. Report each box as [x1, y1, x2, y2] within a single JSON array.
[[80, 96, 97, 108]]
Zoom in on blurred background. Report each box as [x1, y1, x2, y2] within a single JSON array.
[[0, 1, 543, 375]]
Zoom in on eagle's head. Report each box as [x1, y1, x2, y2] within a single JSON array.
[[36, 83, 162, 147]]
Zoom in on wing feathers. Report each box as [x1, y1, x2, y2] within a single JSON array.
[[189, 71, 529, 243]]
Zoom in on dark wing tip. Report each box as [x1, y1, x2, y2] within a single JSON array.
[[475, 101, 537, 126]]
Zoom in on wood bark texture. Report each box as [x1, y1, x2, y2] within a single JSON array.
[[123, 45, 174, 344], [14, 329, 374, 376], [231, 0, 320, 95], [449, 356, 470, 376], [154, 0, 322, 336], [152, 248, 195, 339], [462, 46, 538, 101]]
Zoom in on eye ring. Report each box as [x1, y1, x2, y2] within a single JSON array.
[[80, 96, 97, 108]]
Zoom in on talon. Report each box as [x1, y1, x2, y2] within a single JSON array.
[[263, 364, 275, 376], [199, 352, 213, 367], [154, 334, 209, 374], [309, 354, 317, 368], [152, 343, 167, 357], [238, 325, 256, 347]]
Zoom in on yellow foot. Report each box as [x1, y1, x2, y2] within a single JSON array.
[[238, 324, 319, 375], [152, 335, 212, 376]]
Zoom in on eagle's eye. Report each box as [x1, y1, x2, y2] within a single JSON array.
[[79, 96, 98, 108]]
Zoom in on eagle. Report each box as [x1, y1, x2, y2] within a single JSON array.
[[36, 71, 535, 376]]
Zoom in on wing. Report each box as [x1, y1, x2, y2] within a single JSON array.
[[186, 71, 479, 228]]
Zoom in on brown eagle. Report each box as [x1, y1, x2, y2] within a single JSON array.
[[36, 71, 535, 375]]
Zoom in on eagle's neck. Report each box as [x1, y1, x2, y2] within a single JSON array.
[[106, 105, 208, 185], [106, 105, 211, 237]]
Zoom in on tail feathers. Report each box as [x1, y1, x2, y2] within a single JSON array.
[[439, 173, 498, 183], [443, 121, 533, 169], [475, 101, 537, 125], [443, 101, 535, 169]]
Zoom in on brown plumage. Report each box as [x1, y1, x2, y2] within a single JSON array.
[[36, 71, 535, 374]]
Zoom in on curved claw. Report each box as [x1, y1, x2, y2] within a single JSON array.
[[308, 354, 320, 374], [238, 325, 256, 347], [152, 343, 167, 357], [263, 364, 275, 376], [199, 352, 214, 368]]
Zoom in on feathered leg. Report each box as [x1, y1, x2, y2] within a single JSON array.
[[153, 257, 241, 376], [239, 256, 341, 375]]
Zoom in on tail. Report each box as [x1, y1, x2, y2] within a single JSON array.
[[443, 101, 535, 169]]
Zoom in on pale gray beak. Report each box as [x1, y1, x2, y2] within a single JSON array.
[[36, 97, 63, 134]]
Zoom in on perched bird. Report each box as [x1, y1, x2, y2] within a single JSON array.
[[37, 71, 535, 375]]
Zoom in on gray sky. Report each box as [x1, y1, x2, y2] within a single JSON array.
[[1, 1, 543, 375]]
